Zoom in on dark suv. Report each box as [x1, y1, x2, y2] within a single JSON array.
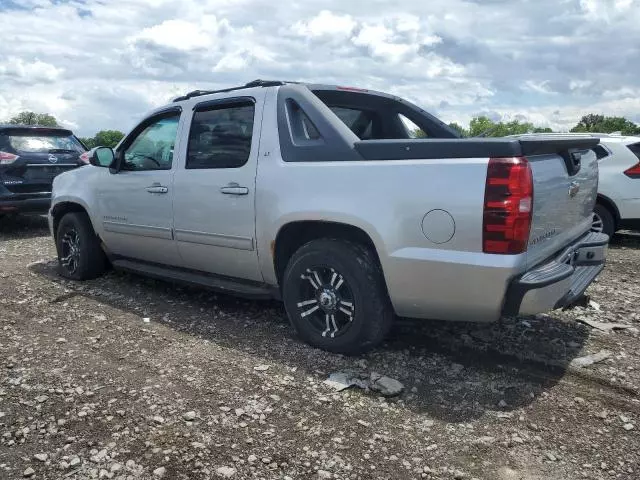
[[0, 125, 87, 215]]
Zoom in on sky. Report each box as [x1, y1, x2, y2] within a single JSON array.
[[0, 0, 639, 136]]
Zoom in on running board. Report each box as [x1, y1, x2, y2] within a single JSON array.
[[111, 259, 273, 299]]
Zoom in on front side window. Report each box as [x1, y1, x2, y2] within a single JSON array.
[[123, 114, 180, 171], [187, 101, 255, 169]]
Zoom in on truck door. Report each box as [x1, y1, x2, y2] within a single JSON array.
[[172, 91, 265, 282]]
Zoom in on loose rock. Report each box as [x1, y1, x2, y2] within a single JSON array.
[[216, 466, 237, 477], [369, 373, 404, 397], [182, 411, 197, 421], [153, 466, 166, 477], [570, 350, 611, 368]]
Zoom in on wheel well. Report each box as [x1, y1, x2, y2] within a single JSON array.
[[51, 202, 88, 240], [596, 195, 620, 224], [273, 221, 381, 285]]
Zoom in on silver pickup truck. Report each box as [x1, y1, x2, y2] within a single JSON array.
[[49, 80, 608, 354]]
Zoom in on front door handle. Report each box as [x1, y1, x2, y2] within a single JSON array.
[[146, 184, 168, 194], [220, 183, 249, 195]]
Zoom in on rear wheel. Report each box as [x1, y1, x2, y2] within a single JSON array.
[[282, 239, 394, 354], [56, 212, 107, 280], [592, 204, 615, 239]]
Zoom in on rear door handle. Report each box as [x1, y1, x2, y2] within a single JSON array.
[[146, 184, 168, 194], [220, 183, 249, 195]]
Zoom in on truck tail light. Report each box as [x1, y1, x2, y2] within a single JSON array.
[[483, 156, 533, 254], [79, 152, 91, 164], [0, 151, 19, 165]]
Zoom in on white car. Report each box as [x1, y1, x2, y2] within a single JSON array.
[[512, 133, 640, 238], [591, 134, 640, 237]]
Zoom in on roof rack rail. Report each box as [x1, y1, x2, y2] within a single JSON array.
[[172, 79, 287, 102]]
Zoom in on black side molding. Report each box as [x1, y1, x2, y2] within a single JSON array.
[[110, 257, 274, 300]]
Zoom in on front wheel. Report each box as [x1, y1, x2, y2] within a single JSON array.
[[56, 212, 107, 280], [282, 239, 394, 355]]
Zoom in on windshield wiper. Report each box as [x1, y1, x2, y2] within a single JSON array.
[[48, 149, 79, 154]]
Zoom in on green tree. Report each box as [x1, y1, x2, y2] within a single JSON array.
[[570, 114, 640, 135], [468, 116, 496, 137], [79, 137, 96, 149], [533, 127, 554, 133], [467, 116, 553, 137], [78, 130, 125, 149], [8, 111, 58, 127], [448, 122, 469, 137], [94, 130, 125, 148]]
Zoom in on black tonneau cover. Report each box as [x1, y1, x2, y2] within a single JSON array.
[[354, 137, 600, 160]]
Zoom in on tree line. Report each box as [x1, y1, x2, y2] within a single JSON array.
[[4, 110, 640, 146], [445, 113, 640, 137]]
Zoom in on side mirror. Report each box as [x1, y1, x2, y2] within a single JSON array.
[[90, 146, 115, 168]]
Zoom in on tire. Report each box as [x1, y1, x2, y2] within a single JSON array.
[[592, 204, 615, 239], [282, 239, 394, 354], [56, 212, 107, 280]]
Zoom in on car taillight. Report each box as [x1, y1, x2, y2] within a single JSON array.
[[483, 156, 533, 254], [0, 151, 19, 165], [625, 143, 640, 178], [79, 152, 91, 164], [624, 162, 640, 178]]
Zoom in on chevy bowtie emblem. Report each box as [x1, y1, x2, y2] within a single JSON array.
[[48, 154, 58, 164], [568, 181, 580, 197]]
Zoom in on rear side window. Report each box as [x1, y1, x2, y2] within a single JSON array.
[[285, 99, 322, 142], [399, 114, 426, 138], [592, 145, 610, 160], [0, 131, 85, 154], [627, 142, 640, 160], [329, 106, 379, 140], [187, 101, 254, 169]]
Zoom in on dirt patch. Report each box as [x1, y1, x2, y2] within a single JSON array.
[[1, 215, 639, 479]]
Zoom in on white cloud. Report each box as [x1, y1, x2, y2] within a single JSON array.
[[523, 80, 557, 95], [0, 57, 63, 84], [569, 80, 592, 90], [292, 10, 356, 38], [131, 19, 212, 51]]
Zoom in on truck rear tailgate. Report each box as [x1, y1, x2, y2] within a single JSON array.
[[519, 137, 600, 268]]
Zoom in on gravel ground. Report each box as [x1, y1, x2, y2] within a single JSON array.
[[0, 215, 639, 480]]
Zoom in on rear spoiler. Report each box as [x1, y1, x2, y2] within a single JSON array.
[[0, 127, 74, 136], [354, 137, 600, 162]]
